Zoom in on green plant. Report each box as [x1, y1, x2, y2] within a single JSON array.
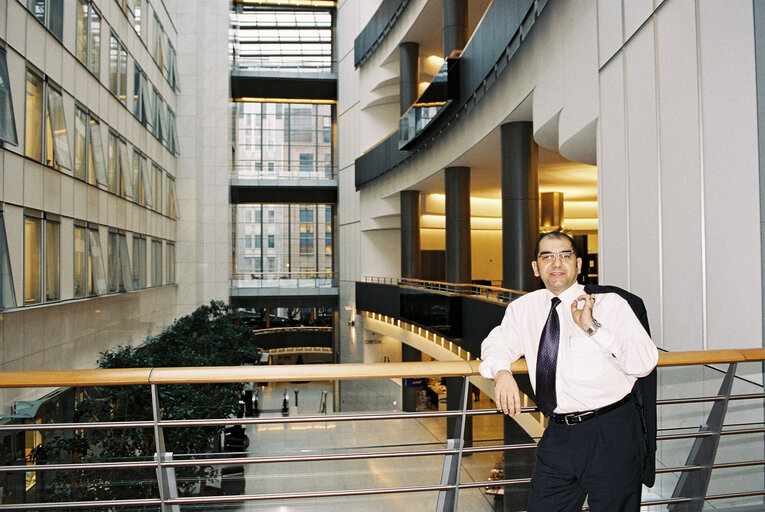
[[29, 301, 262, 507]]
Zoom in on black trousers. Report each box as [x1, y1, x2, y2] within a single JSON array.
[[527, 398, 644, 512]]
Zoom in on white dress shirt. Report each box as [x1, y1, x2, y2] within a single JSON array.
[[479, 282, 659, 413]]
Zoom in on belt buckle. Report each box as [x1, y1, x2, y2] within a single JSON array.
[[564, 413, 583, 425]]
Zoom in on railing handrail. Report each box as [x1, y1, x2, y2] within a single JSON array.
[[3, 349, 765, 389]]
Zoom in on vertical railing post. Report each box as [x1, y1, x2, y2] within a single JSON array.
[[669, 363, 737, 511], [151, 383, 180, 512], [436, 375, 470, 512]]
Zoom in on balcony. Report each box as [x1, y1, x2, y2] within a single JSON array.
[[1, 348, 764, 510], [230, 271, 338, 308]]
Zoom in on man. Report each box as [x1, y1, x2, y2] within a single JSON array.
[[480, 231, 658, 512]]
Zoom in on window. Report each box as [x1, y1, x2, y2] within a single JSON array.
[[133, 150, 152, 207], [267, 234, 274, 249], [89, 116, 108, 185], [153, 89, 165, 142], [153, 14, 165, 70], [132, 235, 146, 289], [25, 71, 73, 171], [23, 214, 59, 304], [107, 131, 119, 194], [107, 231, 133, 293], [0, 51, 18, 145], [23, 216, 41, 304], [138, 154, 152, 207], [167, 43, 179, 91], [245, 235, 252, 249], [299, 208, 314, 223], [152, 164, 162, 212], [133, 64, 152, 128], [73, 225, 87, 297], [166, 108, 179, 154], [28, 0, 64, 41], [298, 153, 313, 173], [109, 34, 128, 104], [151, 239, 162, 286], [25, 69, 43, 161], [166, 176, 177, 218], [107, 132, 131, 197], [134, 0, 142, 36], [0, 213, 16, 308], [267, 257, 275, 272], [76, 0, 101, 76], [89, 228, 108, 295], [45, 86, 72, 170], [45, 218, 59, 301], [166, 243, 175, 284], [299, 231, 313, 255]]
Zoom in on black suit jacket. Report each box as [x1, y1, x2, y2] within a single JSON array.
[[584, 284, 657, 487]]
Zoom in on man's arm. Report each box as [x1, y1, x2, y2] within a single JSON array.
[[479, 305, 524, 416], [571, 293, 658, 377]]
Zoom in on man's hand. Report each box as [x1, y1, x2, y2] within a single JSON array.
[[494, 369, 521, 416], [571, 293, 596, 332]]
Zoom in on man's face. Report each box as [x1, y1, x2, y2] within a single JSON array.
[[531, 236, 582, 295]]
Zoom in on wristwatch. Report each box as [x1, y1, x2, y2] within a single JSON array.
[[585, 320, 602, 337]]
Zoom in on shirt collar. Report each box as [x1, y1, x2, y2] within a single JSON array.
[[544, 282, 584, 307]]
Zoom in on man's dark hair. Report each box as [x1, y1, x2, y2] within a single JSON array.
[[534, 231, 579, 258]]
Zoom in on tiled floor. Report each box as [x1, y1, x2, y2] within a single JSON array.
[[230, 381, 505, 511]]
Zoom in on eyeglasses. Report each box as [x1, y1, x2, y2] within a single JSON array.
[[537, 250, 575, 262]]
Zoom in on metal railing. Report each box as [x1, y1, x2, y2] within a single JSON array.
[[1, 351, 764, 511], [231, 161, 338, 181], [231, 271, 338, 289], [364, 275, 524, 303]]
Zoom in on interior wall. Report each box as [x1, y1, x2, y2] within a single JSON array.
[[597, 0, 762, 356]]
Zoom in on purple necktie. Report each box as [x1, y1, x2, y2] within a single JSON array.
[[536, 297, 562, 416]]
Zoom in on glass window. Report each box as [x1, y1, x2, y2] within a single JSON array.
[[151, 239, 162, 287], [45, 219, 59, 301], [230, 7, 332, 73], [152, 164, 162, 212], [88, 228, 107, 295], [74, 106, 88, 180], [139, 154, 152, 207], [166, 243, 175, 284], [108, 231, 133, 293], [167, 108, 178, 153], [0, 213, 16, 308], [76, 0, 101, 76], [109, 34, 128, 104], [89, 117, 108, 186], [119, 139, 132, 198], [133, 64, 151, 127], [267, 234, 274, 248], [299, 153, 313, 173], [134, 0, 142, 35], [153, 89, 165, 142], [153, 15, 164, 70], [299, 231, 313, 255], [74, 225, 87, 297], [28, 0, 63, 40], [107, 131, 119, 194], [167, 176, 177, 218], [46, 86, 71, 170], [132, 235, 146, 289], [25, 69, 43, 161], [24, 216, 42, 304], [0, 52, 18, 145]]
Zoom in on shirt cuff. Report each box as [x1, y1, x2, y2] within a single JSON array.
[[588, 325, 618, 355], [478, 360, 511, 379]]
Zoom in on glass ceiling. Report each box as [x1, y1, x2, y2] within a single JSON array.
[[230, 7, 333, 73]]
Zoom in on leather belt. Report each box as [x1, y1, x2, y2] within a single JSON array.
[[549, 395, 631, 426]]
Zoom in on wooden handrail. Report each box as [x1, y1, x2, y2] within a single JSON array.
[[2, 349, 765, 389]]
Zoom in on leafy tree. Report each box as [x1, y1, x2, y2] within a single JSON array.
[[29, 301, 262, 508]]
